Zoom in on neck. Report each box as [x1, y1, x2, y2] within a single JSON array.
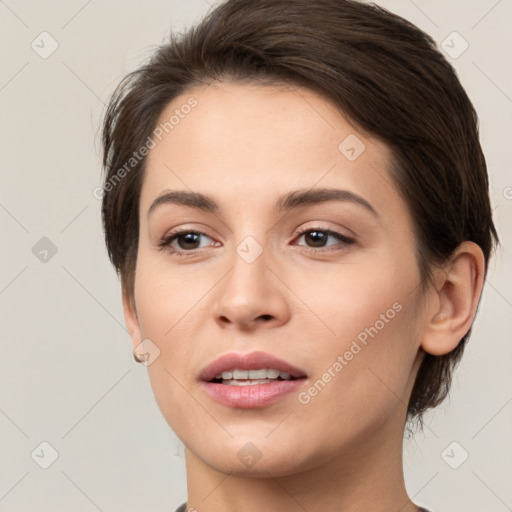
[[182, 410, 419, 512]]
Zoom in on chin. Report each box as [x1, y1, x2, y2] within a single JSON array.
[[184, 433, 324, 478]]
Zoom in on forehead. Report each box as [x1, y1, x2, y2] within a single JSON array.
[[141, 81, 398, 217]]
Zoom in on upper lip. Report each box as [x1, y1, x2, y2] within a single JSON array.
[[199, 351, 308, 382]]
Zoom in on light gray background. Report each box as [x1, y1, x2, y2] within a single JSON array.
[[0, 1, 511, 511]]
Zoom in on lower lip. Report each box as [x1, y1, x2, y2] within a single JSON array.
[[201, 379, 306, 408]]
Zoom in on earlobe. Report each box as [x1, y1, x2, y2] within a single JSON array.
[[122, 289, 143, 353], [421, 241, 485, 356]]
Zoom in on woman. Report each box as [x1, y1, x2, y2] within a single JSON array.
[[100, 0, 498, 510]]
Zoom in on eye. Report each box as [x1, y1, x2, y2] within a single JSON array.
[[294, 227, 355, 251], [158, 230, 219, 255], [158, 227, 355, 257]]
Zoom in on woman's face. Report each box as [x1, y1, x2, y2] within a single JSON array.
[[126, 81, 428, 476]]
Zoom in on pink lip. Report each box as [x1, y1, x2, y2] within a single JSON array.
[[201, 380, 306, 408], [199, 351, 307, 382], [199, 351, 308, 409]]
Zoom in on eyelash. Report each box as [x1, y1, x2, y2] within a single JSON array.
[[158, 227, 355, 257]]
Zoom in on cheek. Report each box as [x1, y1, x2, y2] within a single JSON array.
[[288, 305, 423, 462], [296, 252, 424, 413], [132, 246, 215, 340], [298, 247, 421, 352], [130, 255, 219, 426], [302, 281, 424, 434]]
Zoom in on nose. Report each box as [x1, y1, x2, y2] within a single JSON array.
[[212, 243, 291, 331]]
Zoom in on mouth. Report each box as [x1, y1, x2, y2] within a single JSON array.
[[200, 350, 307, 383], [199, 351, 308, 408], [209, 368, 301, 386]]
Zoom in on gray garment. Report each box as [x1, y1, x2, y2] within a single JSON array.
[[175, 503, 432, 511]]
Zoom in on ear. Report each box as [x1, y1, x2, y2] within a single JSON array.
[[122, 288, 143, 354], [421, 241, 485, 356]]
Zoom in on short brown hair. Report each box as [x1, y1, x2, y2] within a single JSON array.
[[100, 0, 498, 422]]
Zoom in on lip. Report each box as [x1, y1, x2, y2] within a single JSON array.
[[199, 350, 307, 382], [201, 380, 306, 408], [199, 351, 308, 409]]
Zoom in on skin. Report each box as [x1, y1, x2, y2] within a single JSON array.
[[122, 81, 485, 512]]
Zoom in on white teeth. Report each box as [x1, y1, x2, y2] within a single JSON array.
[[213, 368, 293, 381], [248, 369, 267, 379], [224, 379, 271, 386]]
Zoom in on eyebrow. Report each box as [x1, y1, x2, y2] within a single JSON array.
[[147, 187, 379, 218]]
